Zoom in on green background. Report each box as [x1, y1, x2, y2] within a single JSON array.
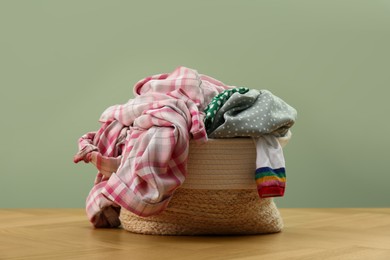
[[1, 0, 389, 208]]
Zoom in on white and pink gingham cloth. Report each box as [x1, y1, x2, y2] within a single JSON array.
[[74, 67, 230, 227]]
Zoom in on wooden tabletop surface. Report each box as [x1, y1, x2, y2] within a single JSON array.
[[0, 208, 389, 260]]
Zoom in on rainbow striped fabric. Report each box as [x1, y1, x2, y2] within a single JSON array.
[[255, 167, 286, 198]]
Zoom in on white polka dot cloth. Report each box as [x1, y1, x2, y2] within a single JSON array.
[[207, 89, 297, 138]]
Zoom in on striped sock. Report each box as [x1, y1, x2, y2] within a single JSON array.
[[254, 135, 287, 198], [255, 167, 286, 198]]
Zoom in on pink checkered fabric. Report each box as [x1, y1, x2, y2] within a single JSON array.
[[74, 67, 230, 227]]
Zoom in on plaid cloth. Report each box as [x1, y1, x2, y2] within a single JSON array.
[[74, 66, 230, 227]]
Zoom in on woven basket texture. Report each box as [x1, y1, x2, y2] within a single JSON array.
[[120, 138, 284, 235]]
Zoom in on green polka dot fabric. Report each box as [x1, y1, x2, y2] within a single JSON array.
[[208, 89, 297, 138], [204, 87, 249, 131]]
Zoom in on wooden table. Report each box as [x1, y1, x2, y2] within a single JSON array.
[[1, 209, 389, 259]]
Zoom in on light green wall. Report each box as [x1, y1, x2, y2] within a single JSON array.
[[1, 0, 389, 208]]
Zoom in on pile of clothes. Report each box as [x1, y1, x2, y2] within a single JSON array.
[[73, 66, 297, 228]]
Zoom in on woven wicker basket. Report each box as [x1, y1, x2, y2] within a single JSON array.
[[120, 138, 286, 235]]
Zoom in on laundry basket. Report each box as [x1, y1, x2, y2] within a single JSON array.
[[120, 138, 287, 235]]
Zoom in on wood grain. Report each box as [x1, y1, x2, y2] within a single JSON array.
[[0, 208, 389, 259]]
